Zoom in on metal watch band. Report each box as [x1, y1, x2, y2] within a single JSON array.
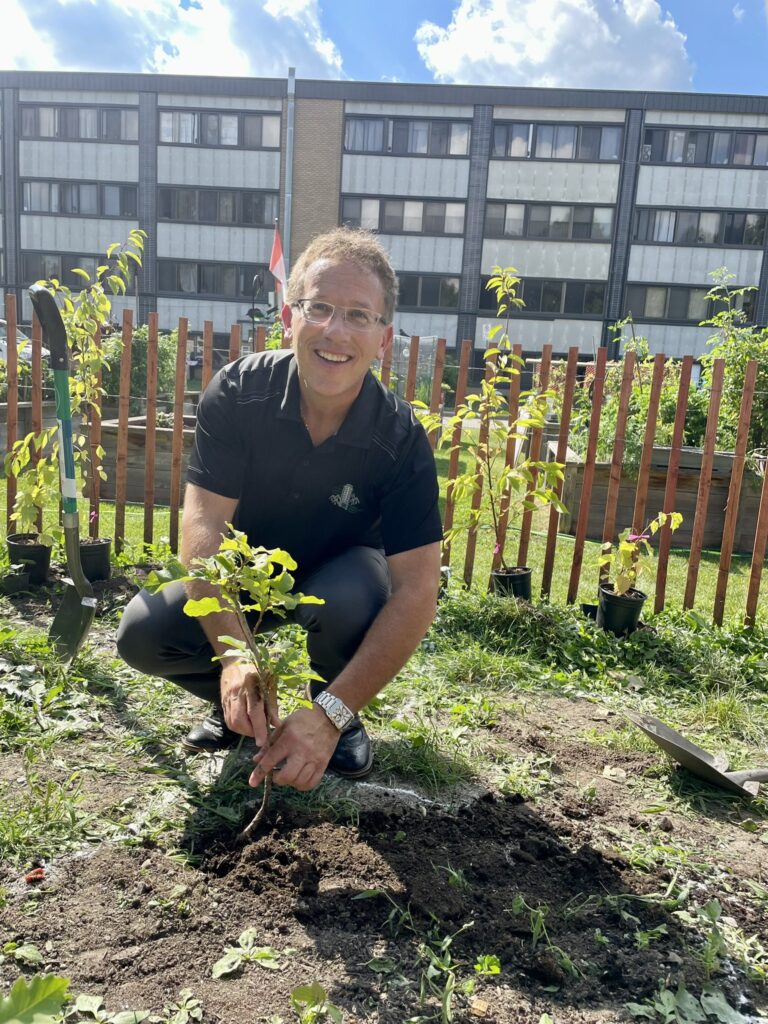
[[313, 691, 354, 732]]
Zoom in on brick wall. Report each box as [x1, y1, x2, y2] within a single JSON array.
[[290, 98, 344, 262]]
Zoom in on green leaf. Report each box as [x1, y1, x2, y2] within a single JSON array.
[[0, 974, 70, 1024], [184, 597, 227, 617], [700, 988, 750, 1023], [13, 945, 43, 966], [110, 1011, 150, 1024], [74, 993, 104, 1016], [211, 952, 243, 979]]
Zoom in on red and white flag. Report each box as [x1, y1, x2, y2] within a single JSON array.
[[269, 224, 290, 329]]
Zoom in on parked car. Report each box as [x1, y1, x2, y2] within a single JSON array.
[[0, 319, 50, 362]]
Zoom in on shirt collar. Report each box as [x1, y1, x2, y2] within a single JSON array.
[[277, 355, 379, 450]]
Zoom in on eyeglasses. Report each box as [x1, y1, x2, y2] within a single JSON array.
[[293, 299, 387, 333]]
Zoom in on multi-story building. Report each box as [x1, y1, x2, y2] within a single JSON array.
[[1, 70, 766, 363]]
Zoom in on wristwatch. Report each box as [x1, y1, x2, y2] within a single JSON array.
[[313, 691, 355, 732]]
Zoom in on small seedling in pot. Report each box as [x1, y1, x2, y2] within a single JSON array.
[[599, 511, 683, 597], [146, 527, 323, 840]]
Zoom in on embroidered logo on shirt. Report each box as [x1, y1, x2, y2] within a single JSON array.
[[329, 484, 360, 513]]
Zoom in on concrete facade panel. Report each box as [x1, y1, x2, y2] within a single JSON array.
[[647, 111, 768, 129], [636, 165, 768, 208], [19, 89, 139, 104], [391, 310, 459, 346], [627, 245, 763, 286], [345, 101, 473, 118], [291, 98, 345, 261], [342, 155, 470, 198], [157, 94, 282, 111], [157, 147, 280, 188], [379, 235, 464, 274], [19, 141, 139, 180], [637, 323, 713, 359], [156, 297, 250, 334], [476, 315, 603, 353], [20, 216, 138, 254], [157, 223, 273, 263], [487, 160, 621, 203], [482, 239, 611, 279], [494, 106, 625, 122]]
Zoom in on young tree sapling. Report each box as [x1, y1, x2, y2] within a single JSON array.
[[147, 527, 324, 840]]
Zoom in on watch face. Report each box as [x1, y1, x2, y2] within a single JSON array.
[[316, 693, 353, 731]]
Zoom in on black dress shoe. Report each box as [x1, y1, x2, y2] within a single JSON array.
[[306, 681, 373, 778], [329, 716, 373, 778], [182, 707, 240, 753]]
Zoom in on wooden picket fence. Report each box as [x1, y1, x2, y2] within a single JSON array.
[[3, 294, 768, 627]]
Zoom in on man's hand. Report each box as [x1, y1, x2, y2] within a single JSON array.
[[249, 705, 339, 792], [220, 660, 278, 746]]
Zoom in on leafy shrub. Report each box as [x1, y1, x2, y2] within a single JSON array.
[[101, 323, 179, 414]]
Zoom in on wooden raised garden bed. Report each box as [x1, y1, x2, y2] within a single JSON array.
[[98, 414, 196, 505], [556, 444, 764, 554]]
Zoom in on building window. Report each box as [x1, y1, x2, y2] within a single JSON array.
[[344, 117, 471, 156], [22, 252, 98, 289], [480, 276, 606, 316], [633, 207, 766, 248], [158, 110, 280, 149], [641, 127, 768, 168], [22, 180, 138, 218], [397, 274, 460, 309], [158, 187, 278, 227], [485, 202, 613, 241], [157, 260, 269, 298], [20, 105, 138, 142], [492, 122, 621, 161], [341, 196, 465, 235], [625, 283, 756, 322]]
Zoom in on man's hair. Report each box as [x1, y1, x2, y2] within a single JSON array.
[[286, 227, 398, 324]]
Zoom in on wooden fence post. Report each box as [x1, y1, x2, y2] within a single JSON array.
[[169, 318, 188, 554], [442, 340, 472, 567], [600, 351, 636, 578], [541, 346, 579, 598], [201, 321, 214, 391], [463, 357, 494, 588], [404, 336, 420, 402], [713, 359, 758, 626], [517, 343, 551, 567], [143, 313, 159, 547], [654, 355, 693, 613], [427, 338, 446, 451], [567, 346, 607, 604], [632, 354, 666, 534], [684, 359, 724, 610], [114, 310, 133, 554], [491, 343, 523, 573]]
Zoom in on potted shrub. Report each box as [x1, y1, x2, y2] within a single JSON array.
[[4, 231, 147, 581], [597, 511, 682, 636], [0, 558, 32, 596], [427, 267, 566, 600]]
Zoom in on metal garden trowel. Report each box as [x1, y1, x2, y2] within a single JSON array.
[[627, 712, 768, 797], [28, 285, 97, 666]]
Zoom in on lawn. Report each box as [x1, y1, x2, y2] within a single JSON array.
[[0, 556, 767, 1023]]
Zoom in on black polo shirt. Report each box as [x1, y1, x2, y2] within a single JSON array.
[[186, 350, 443, 574]]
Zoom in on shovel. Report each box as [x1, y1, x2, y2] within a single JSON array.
[[28, 285, 97, 665], [627, 712, 768, 797]]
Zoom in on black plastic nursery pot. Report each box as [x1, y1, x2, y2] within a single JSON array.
[[6, 533, 51, 585], [596, 582, 647, 636], [0, 570, 31, 596], [79, 537, 112, 582], [490, 566, 532, 600]]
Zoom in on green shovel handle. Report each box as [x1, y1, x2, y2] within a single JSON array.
[[28, 285, 77, 516]]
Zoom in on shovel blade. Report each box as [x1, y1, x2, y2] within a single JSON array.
[[49, 584, 97, 665]]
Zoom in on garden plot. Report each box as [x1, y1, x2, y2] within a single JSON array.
[[1, 576, 767, 1024]]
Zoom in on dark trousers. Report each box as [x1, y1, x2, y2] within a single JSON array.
[[116, 546, 391, 706]]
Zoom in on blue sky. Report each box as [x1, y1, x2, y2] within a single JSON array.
[[3, 0, 767, 95]]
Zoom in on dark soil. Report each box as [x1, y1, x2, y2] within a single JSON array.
[[0, 577, 766, 1023]]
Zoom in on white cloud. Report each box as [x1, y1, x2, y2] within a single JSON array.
[[732, 2, 745, 20], [0, 0, 343, 78], [415, 0, 694, 90]]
